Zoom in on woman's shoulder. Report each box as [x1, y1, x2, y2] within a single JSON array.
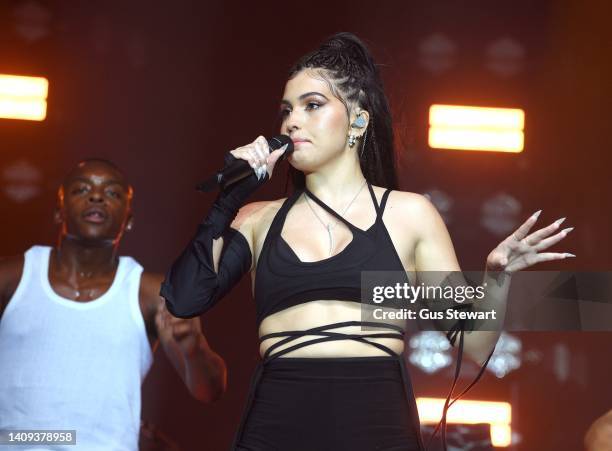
[[370, 185, 440, 225], [232, 198, 288, 231], [371, 185, 432, 210]]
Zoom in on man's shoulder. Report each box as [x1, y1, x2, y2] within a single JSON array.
[[139, 272, 163, 302], [139, 272, 164, 293], [0, 254, 25, 275], [138, 271, 164, 318], [0, 254, 26, 316], [134, 271, 162, 342], [0, 255, 25, 290]]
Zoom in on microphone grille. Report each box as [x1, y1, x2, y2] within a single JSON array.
[[268, 135, 294, 153]]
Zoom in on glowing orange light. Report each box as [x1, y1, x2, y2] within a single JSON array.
[[0, 74, 48, 121], [428, 104, 524, 153], [417, 397, 512, 447]]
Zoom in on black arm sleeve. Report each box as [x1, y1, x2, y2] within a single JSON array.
[[160, 225, 252, 318], [160, 153, 267, 318]]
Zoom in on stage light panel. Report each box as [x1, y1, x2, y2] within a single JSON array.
[[417, 397, 512, 447], [0, 74, 48, 121], [428, 104, 524, 153]]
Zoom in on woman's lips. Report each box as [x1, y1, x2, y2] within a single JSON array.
[[292, 139, 310, 148]]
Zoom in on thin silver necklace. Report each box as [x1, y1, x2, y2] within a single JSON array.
[[303, 180, 367, 256]]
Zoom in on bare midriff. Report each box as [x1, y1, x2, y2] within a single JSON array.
[[258, 299, 405, 358]]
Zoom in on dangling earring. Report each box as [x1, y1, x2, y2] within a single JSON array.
[[348, 133, 357, 148], [359, 127, 369, 158]]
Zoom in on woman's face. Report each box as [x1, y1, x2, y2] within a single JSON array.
[[280, 69, 351, 172]]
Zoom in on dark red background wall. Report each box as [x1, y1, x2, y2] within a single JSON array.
[[0, 1, 610, 449]]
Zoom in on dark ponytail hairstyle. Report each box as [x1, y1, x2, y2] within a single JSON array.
[[286, 32, 398, 191]]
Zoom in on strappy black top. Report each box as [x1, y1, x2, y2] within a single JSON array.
[[254, 181, 409, 326], [161, 177, 490, 451]]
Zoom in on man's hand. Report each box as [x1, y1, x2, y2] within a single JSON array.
[[155, 299, 203, 359], [155, 298, 226, 402]]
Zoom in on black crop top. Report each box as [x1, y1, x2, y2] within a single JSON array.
[[254, 181, 409, 325], [161, 178, 492, 451], [160, 181, 409, 325]]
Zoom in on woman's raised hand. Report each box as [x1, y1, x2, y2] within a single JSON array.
[[486, 210, 575, 273], [230, 136, 289, 180]]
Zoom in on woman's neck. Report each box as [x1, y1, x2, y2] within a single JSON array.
[[304, 153, 367, 206]]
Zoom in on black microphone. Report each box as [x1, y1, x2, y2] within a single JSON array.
[[196, 135, 294, 192]]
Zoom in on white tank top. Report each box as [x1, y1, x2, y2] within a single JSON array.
[[0, 246, 154, 451]]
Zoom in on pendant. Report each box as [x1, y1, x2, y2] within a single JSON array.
[[326, 224, 333, 256]]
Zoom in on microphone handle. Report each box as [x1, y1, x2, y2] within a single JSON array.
[[196, 158, 261, 192], [196, 136, 292, 192], [218, 158, 254, 189]]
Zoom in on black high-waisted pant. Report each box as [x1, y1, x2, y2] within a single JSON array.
[[231, 321, 424, 451]]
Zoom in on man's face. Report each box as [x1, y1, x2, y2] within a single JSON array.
[[57, 161, 132, 245]]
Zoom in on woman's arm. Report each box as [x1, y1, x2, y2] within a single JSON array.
[[409, 194, 572, 365], [160, 198, 260, 318], [161, 137, 288, 318], [408, 195, 501, 365]]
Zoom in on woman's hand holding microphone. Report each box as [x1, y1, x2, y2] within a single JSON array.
[[229, 135, 289, 181], [202, 136, 290, 240]]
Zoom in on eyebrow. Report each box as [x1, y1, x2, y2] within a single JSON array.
[[280, 91, 329, 106], [69, 176, 127, 188]]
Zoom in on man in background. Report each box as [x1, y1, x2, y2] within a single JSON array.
[[0, 159, 226, 451]]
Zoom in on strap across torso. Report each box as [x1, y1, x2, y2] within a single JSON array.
[[260, 321, 405, 362]]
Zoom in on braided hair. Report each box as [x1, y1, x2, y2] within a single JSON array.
[[286, 32, 398, 190]]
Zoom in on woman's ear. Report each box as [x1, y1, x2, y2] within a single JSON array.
[[350, 110, 370, 132]]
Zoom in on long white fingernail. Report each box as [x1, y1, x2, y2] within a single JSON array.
[[532, 209, 542, 219], [562, 227, 574, 234], [555, 217, 566, 226], [564, 253, 576, 258]]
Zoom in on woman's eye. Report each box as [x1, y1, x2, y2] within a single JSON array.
[[279, 108, 291, 118], [73, 186, 88, 194], [306, 102, 320, 111], [107, 190, 121, 199]]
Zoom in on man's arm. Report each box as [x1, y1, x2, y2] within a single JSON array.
[[0, 256, 24, 321], [140, 272, 227, 403]]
